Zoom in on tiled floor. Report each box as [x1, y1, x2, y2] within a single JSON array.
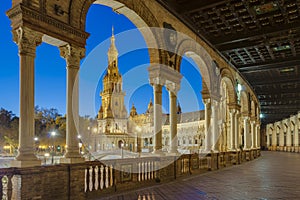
[[98, 151, 300, 200]]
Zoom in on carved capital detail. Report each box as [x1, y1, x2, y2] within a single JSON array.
[[59, 44, 85, 68], [13, 27, 43, 56]]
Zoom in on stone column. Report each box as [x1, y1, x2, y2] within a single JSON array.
[[234, 110, 240, 150], [11, 27, 42, 167], [60, 44, 85, 163], [168, 90, 178, 154], [203, 99, 211, 152], [211, 99, 219, 152], [272, 126, 276, 148], [255, 124, 259, 148], [286, 121, 291, 148], [266, 129, 270, 148], [294, 117, 299, 148], [152, 84, 163, 154], [243, 116, 249, 150], [257, 125, 261, 148], [229, 109, 236, 151], [250, 120, 256, 149], [279, 123, 284, 148]]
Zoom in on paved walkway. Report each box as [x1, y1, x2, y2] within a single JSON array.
[[99, 151, 300, 200]]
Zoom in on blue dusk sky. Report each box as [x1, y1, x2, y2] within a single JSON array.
[[0, 2, 204, 117]]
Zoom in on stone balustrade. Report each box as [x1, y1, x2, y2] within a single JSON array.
[[0, 150, 260, 200]]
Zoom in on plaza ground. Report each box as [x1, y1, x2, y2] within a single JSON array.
[[98, 151, 300, 200]]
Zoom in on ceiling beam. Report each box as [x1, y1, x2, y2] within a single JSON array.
[[180, 0, 227, 14], [256, 88, 300, 95], [261, 105, 300, 109], [211, 21, 300, 46], [219, 36, 300, 52], [250, 78, 300, 86], [239, 56, 300, 73]]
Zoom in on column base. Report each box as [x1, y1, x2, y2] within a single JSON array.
[[10, 160, 41, 168], [60, 157, 85, 164]]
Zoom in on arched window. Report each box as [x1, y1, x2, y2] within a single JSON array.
[[284, 132, 287, 146]]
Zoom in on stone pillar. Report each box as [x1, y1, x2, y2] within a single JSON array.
[[250, 120, 256, 149], [229, 109, 236, 151], [168, 90, 178, 154], [279, 123, 284, 148], [266, 128, 270, 148], [255, 123, 259, 148], [60, 44, 85, 163], [152, 84, 163, 154], [286, 121, 291, 148], [272, 125, 277, 149], [203, 99, 211, 152], [234, 110, 240, 150], [294, 117, 299, 148], [243, 116, 249, 150], [258, 125, 261, 148], [211, 99, 219, 152], [11, 27, 42, 167]]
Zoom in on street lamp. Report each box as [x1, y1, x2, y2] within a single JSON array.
[[51, 131, 56, 164], [34, 137, 39, 153]]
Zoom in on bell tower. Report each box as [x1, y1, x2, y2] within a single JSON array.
[[98, 27, 128, 134]]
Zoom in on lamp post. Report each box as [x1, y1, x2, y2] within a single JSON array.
[[34, 137, 39, 153], [78, 135, 82, 154], [51, 131, 56, 164]]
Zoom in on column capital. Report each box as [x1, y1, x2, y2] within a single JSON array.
[[166, 80, 180, 94], [13, 27, 43, 56], [243, 116, 250, 121], [59, 44, 85, 68], [211, 99, 219, 107], [152, 83, 163, 93], [228, 103, 241, 111], [202, 98, 211, 105]]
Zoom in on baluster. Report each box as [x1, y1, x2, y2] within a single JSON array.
[[89, 166, 93, 192], [138, 162, 141, 182], [144, 161, 148, 181], [94, 166, 99, 190], [110, 165, 113, 187], [100, 165, 104, 190], [105, 166, 109, 188], [148, 161, 151, 180], [141, 162, 144, 181], [84, 169, 87, 192], [151, 161, 154, 179], [2, 175, 9, 199], [154, 162, 157, 179]]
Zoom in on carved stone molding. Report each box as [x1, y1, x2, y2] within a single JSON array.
[[59, 44, 85, 68], [7, 4, 89, 48], [13, 27, 43, 56]]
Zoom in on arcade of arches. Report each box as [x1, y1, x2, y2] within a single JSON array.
[[6, 0, 261, 168], [266, 112, 300, 152]]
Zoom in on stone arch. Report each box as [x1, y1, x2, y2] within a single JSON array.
[[174, 38, 216, 98], [240, 91, 250, 115], [69, 0, 163, 64], [251, 100, 256, 118], [220, 69, 237, 105]]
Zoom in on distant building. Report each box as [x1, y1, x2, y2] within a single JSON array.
[[92, 29, 205, 154]]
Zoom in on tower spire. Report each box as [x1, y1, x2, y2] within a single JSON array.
[[107, 26, 118, 66]]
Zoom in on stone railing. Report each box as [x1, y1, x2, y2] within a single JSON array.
[[0, 149, 260, 200]]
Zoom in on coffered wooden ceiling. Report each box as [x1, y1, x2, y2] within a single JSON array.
[[158, 0, 300, 125]]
